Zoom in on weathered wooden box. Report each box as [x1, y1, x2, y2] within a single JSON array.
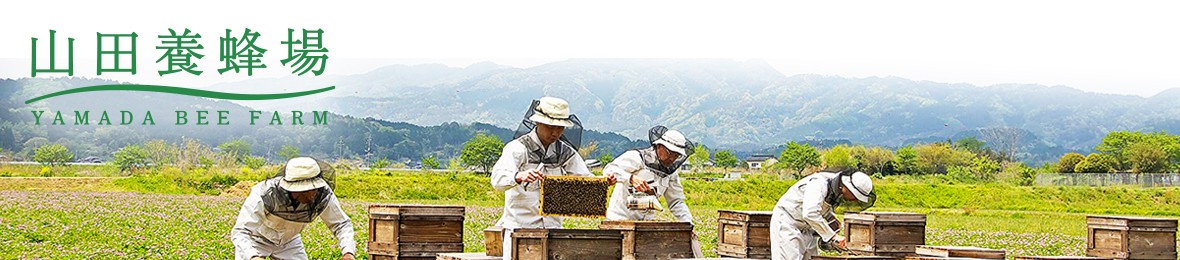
[[511, 228, 624, 260], [368, 204, 465, 260], [601, 220, 696, 260], [1014, 256, 1113, 260], [845, 212, 927, 257], [916, 246, 1006, 260], [435, 252, 501, 260], [1086, 215, 1177, 260], [716, 210, 772, 259], [483, 226, 503, 257], [540, 175, 611, 217]]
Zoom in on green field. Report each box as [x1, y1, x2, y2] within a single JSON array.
[[1, 166, 1178, 259]]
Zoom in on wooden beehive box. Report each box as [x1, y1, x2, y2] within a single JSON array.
[[716, 210, 772, 259], [540, 175, 611, 217], [483, 226, 504, 257], [845, 212, 927, 256], [511, 228, 624, 260], [1014, 257, 1113, 260], [1086, 215, 1177, 260], [916, 246, 1006, 260], [601, 220, 696, 260], [368, 204, 465, 260], [435, 252, 502, 260]]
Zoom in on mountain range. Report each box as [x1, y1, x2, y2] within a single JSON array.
[[211, 59, 1180, 163]]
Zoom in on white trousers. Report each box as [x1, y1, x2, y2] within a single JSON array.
[[502, 228, 514, 260], [770, 215, 819, 260], [235, 236, 307, 260]]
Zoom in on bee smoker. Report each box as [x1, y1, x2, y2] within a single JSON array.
[[626, 180, 663, 211]]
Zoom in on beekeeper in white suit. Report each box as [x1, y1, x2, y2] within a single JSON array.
[[490, 97, 606, 259], [770, 169, 875, 260], [231, 157, 356, 260], [604, 126, 693, 222], [603, 126, 703, 257]]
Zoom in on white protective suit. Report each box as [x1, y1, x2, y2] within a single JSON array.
[[603, 149, 693, 222], [489, 131, 593, 259], [230, 179, 356, 260], [770, 172, 840, 260]]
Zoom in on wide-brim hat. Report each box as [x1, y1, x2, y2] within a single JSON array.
[[528, 97, 575, 127], [279, 157, 329, 192], [652, 130, 688, 156]]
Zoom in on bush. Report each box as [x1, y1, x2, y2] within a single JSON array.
[[1075, 153, 1117, 173], [1055, 153, 1084, 173], [421, 155, 440, 170], [34, 144, 73, 166], [242, 156, 267, 169], [822, 145, 858, 169], [113, 145, 150, 172], [714, 150, 739, 168]]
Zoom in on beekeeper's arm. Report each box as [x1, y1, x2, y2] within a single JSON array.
[[802, 177, 839, 242], [491, 142, 528, 192], [231, 183, 266, 258], [663, 174, 694, 223], [319, 193, 357, 257], [603, 151, 642, 185]]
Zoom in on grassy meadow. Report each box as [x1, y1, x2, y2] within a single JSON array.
[[1, 164, 1178, 259]]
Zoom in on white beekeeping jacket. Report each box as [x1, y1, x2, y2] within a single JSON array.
[[490, 130, 593, 229], [604, 149, 693, 223], [230, 179, 356, 257], [774, 172, 839, 241]]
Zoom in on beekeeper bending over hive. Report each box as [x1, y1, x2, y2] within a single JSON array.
[[230, 157, 355, 260], [490, 96, 608, 259], [770, 168, 875, 260]]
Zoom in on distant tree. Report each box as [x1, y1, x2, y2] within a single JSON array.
[[892, 146, 919, 174], [914, 143, 971, 174], [112, 144, 149, 172], [1074, 153, 1117, 173], [1128, 142, 1168, 173], [34, 144, 73, 166], [460, 133, 504, 173], [714, 150, 739, 169], [979, 127, 1028, 162], [143, 139, 178, 167], [778, 141, 820, 177], [277, 145, 301, 161], [954, 137, 988, 155], [687, 144, 711, 169], [1094, 131, 1180, 170], [822, 145, 858, 169], [851, 145, 894, 174], [421, 155, 440, 170], [217, 139, 252, 162], [1055, 153, 1085, 173]]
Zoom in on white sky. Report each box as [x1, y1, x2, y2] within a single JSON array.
[[0, 1, 1177, 96]]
